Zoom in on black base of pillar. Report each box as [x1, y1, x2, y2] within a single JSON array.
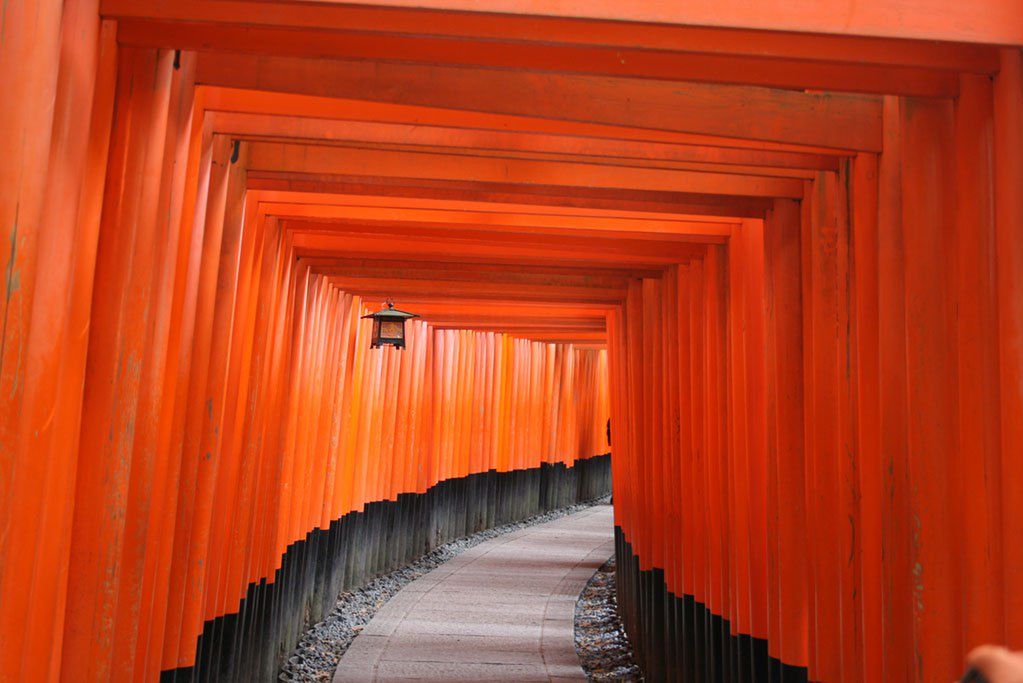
[[160, 455, 612, 682], [614, 527, 810, 683]]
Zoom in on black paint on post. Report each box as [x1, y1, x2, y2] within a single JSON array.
[[614, 527, 811, 683], [160, 454, 612, 683]]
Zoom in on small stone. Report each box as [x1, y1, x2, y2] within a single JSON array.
[[574, 555, 644, 682]]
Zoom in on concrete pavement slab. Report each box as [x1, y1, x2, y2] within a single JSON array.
[[332, 504, 614, 682]]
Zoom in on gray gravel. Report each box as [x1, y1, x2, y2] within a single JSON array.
[[575, 555, 644, 682], [279, 496, 611, 682]]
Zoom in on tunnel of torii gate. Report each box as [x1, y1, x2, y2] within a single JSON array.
[[2, 1, 1023, 682]]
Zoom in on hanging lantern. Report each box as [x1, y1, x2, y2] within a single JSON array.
[[362, 301, 420, 350]]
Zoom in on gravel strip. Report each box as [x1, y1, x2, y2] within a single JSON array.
[[279, 496, 611, 682], [575, 555, 644, 682]]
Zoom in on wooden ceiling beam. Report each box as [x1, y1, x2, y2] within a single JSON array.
[[120, 19, 958, 97], [287, 220, 713, 256], [434, 329, 608, 343], [246, 142, 806, 198], [323, 276, 627, 304], [306, 264, 640, 289], [246, 174, 771, 219], [301, 257, 662, 280], [249, 190, 738, 226], [201, 86, 851, 155], [289, 230, 701, 267], [208, 112, 840, 172], [416, 318, 606, 330], [256, 201, 736, 239], [195, 54, 882, 150], [360, 298, 616, 313], [101, 0, 1005, 65]]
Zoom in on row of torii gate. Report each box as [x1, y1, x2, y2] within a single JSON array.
[[1, 1, 1022, 681]]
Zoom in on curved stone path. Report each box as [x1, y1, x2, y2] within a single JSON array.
[[333, 504, 614, 682]]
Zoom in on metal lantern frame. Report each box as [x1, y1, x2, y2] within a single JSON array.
[[361, 301, 420, 349]]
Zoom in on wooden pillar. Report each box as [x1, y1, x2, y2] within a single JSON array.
[[803, 167, 861, 681], [764, 197, 809, 673], [901, 95, 961, 680], [703, 245, 729, 673], [102, 51, 197, 683], [0, 7, 62, 627], [994, 47, 1023, 649], [0, 6, 115, 681], [954, 73, 1005, 651], [61, 47, 177, 681], [852, 151, 883, 682], [877, 95, 914, 683], [139, 111, 216, 681], [162, 134, 234, 668], [743, 219, 769, 660], [726, 223, 753, 662]]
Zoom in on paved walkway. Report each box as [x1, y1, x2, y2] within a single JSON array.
[[333, 504, 614, 682]]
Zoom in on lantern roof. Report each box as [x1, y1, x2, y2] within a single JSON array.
[[361, 302, 420, 320]]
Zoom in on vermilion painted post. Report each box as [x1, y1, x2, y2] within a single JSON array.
[[110, 50, 196, 682], [852, 152, 883, 682], [642, 277, 664, 573], [663, 266, 682, 604], [0, 15, 63, 670], [340, 295, 368, 514], [216, 218, 271, 621], [994, 47, 1023, 649], [210, 204, 270, 619], [726, 223, 752, 657], [9, 5, 109, 681], [181, 143, 246, 650], [606, 306, 628, 529], [742, 219, 769, 655], [703, 246, 728, 662], [278, 266, 311, 544], [289, 275, 322, 536], [805, 170, 842, 682], [132, 54, 201, 682], [954, 74, 1004, 651], [248, 223, 291, 586], [63, 47, 174, 681], [835, 161, 864, 683], [686, 258, 707, 676], [764, 198, 808, 672], [763, 219, 782, 675], [625, 281, 646, 566], [325, 293, 354, 518], [901, 95, 961, 680], [142, 111, 215, 682], [163, 134, 233, 668], [877, 95, 914, 683]]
